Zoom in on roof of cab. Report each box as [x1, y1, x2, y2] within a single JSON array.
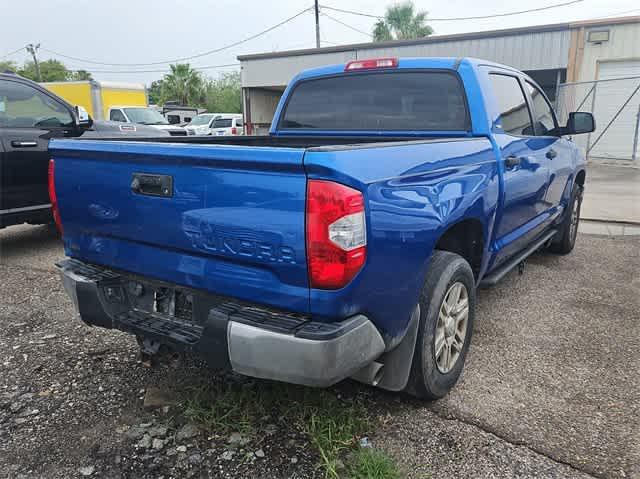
[[292, 57, 519, 83]]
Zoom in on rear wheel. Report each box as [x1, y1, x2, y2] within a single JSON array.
[[549, 184, 582, 255], [404, 251, 476, 399]]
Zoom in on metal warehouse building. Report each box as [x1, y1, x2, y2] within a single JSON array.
[[239, 15, 640, 161]]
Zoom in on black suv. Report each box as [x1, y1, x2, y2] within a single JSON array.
[[0, 73, 167, 229]]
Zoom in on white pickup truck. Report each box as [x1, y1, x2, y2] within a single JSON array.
[[107, 106, 187, 136]]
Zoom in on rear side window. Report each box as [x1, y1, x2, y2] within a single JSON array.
[[213, 118, 233, 128], [280, 71, 469, 131], [489, 74, 534, 136]]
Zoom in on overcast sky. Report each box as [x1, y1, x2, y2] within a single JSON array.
[[1, 0, 638, 85]]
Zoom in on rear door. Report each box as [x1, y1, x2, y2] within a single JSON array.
[[487, 73, 552, 263], [0, 77, 74, 217], [524, 80, 573, 209]]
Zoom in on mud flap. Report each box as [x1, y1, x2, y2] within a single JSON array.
[[374, 304, 421, 392]]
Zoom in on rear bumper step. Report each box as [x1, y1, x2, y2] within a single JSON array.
[[57, 258, 384, 387]]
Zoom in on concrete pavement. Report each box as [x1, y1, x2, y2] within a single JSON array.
[[582, 163, 640, 224]]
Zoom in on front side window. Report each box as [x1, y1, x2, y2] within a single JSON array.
[[110, 109, 126, 122], [489, 74, 533, 136], [525, 81, 557, 136], [280, 71, 469, 131], [0, 79, 73, 129]]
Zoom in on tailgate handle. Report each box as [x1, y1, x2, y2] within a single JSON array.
[[131, 173, 173, 197]]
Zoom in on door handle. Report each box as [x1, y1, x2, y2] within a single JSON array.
[[11, 140, 38, 147], [131, 173, 173, 197], [546, 148, 557, 159], [504, 155, 521, 168]]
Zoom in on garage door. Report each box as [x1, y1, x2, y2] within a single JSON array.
[[590, 60, 640, 161]]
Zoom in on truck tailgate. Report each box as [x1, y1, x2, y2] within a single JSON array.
[[50, 140, 309, 313]]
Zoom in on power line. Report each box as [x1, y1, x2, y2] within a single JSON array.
[[0, 46, 26, 60], [320, 0, 585, 21], [69, 63, 241, 74], [321, 12, 372, 38], [39, 7, 313, 67], [592, 7, 640, 19]]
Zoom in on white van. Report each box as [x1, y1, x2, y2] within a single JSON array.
[[210, 114, 244, 136]]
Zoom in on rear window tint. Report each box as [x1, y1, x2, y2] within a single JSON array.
[[213, 118, 233, 128], [280, 71, 469, 131]]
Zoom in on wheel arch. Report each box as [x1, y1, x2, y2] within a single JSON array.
[[434, 217, 485, 279]]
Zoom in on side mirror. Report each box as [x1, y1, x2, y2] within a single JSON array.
[[564, 112, 595, 135], [74, 105, 93, 129]]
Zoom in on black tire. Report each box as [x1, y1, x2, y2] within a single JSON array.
[[549, 183, 583, 255], [404, 251, 476, 400]]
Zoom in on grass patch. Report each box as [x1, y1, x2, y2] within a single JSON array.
[[181, 377, 397, 478], [346, 448, 401, 479]]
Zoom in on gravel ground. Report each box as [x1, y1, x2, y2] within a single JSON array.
[[0, 224, 638, 478]]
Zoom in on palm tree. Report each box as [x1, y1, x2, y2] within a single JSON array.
[[373, 2, 433, 42], [160, 64, 205, 106]]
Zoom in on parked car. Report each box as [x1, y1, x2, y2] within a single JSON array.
[[210, 114, 244, 136], [107, 106, 187, 136], [52, 57, 594, 399], [0, 73, 169, 229], [184, 113, 224, 136]]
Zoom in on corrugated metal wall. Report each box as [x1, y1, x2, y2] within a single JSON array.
[[240, 29, 570, 89], [241, 51, 357, 88]]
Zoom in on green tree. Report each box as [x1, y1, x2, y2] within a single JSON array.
[[0, 61, 18, 73], [69, 69, 93, 81], [373, 1, 433, 42], [147, 80, 163, 105], [204, 71, 242, 113], [160, 63, 205, 106], [19, 59, 71, 82]]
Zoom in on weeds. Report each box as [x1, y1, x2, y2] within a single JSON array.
[[346, 448, 401, 479], [180, 376, 398, 478]]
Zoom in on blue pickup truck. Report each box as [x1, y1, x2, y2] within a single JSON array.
[[51, 57, 594, 399]]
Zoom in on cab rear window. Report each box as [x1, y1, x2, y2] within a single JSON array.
[[280, 71, 469, 131], [213, 118, 233, 128]]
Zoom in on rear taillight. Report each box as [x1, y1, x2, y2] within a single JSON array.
[[48, 159, 63, 234], [306, 180, 366, 289], [231, 127, 238, 135]]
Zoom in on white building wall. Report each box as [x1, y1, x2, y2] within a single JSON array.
[[578, 23, 640, 82]]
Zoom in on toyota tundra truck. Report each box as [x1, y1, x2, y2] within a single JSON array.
[[50, 57, 594, 399]]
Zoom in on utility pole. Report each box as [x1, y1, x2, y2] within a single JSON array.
[[26, 43, 41, 82], [314, 0, 321, 48]]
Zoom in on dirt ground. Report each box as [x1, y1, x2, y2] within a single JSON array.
[[0, 225, 638, 478]]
